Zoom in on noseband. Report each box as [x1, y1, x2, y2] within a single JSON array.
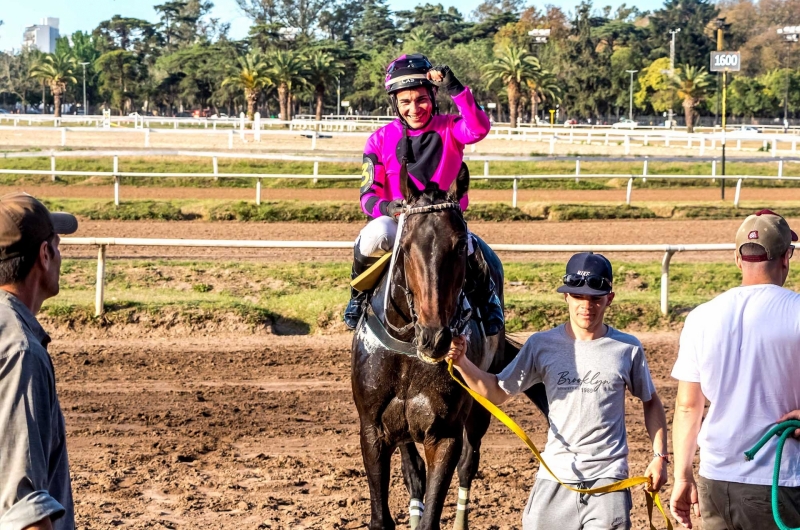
[[384, 201, 472, 363]]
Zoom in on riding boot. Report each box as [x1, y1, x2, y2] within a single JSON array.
[[465, 242, 505, 336], [344, 246, 378, 330]]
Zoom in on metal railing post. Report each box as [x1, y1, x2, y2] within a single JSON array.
[[213, 156, 218, 180], [483, 160, 489, 179], [712, 159, 717, 183], [626, 178, 634, 205], [734, 178, 743, 208], [575, 157, 580, 183], [779, 159, 783, 181], [512, 178, 518, 208], [313, 161, 319, 184], [61, 128, 66, 147], [95, 244, 107, 317], [642, 156, 648, 183], [50, 155, 56, 182], [113, 155, 119, 206], [661, 250, 675, 316], [311, 131, 317, 150], [256, 178, 261, 205]]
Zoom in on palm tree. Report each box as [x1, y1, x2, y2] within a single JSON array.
[[30, 51, 78, 118], [404, 28, 435, 55], [526, 71, 562, 125], [483, 46, 542, 128], [267, 50, 308, 121], [671, 65, 711, 133], [305, 50, 345, 122], [222, 53, 272, 120]]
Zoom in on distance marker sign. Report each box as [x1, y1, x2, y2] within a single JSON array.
[[710, 51, 741, 72]]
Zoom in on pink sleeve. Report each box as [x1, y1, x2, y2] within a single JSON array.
[[360, 131, 390, 218], [450, 87, 491, 145]]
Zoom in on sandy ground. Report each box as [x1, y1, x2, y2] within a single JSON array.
[[54, 331, 689, 530], [6, 184, 800, 204], [58, 217, 794, 265], [0, 127, 787, 158]]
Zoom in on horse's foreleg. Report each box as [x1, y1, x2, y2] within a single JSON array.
[[420, 436, 462, 530], [359, 424, 396, 530], [400, 443, 426, 530], [453, 405, 491, 530]]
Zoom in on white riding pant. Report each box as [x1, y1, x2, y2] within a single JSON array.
[[356, 216, 475, 258]]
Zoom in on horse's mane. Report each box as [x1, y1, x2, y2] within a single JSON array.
[[408, 182, 459, 207]]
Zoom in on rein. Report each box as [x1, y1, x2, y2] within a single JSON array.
[[382, 200, 472, 363]]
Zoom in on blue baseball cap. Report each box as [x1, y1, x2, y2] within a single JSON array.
[[556, 252, 613, 296]]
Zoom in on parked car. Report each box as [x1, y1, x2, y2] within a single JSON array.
[[562, 119, 578, 126], [0, 109, 9, 114], [612, 118, 638, 129], [740, 125, 760, 133]]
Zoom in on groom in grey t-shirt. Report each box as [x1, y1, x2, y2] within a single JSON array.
[[447, 252, 668, 529]]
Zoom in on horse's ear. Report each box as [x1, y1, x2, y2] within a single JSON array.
[[448, 162, 470, 201], [400, 162, 422, 202]]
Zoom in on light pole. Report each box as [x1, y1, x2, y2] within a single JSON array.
[[777, 26, 799, 130], [79, 62, 89, 116], [527, 28, 551, 123], [336, 76, 341, 117], [668, 28, 680, 128], [626, 70, 638, 121]]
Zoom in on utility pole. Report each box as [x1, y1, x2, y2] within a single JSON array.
[[626, 70, 638, 121], [778, 26, 800, 131], [80, 62, 90, 116], [668, 29, 680, 128], [716, 18, 728, 200]]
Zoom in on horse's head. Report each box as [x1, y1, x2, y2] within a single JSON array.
[[396, 164, 471, 363]]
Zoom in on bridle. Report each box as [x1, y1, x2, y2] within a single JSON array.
[[383, 200, 473, 363]]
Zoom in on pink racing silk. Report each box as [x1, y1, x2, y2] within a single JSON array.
[[359, 87, 490, 218]]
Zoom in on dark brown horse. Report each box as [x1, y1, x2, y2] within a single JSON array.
[[351, 168, 547, 530]]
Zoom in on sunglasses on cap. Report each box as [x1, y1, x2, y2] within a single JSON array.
[[562, 273, 612, 292], [386, 55, 432, 74]]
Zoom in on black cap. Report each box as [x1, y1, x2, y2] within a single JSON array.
[[556, 252, 613, 296]]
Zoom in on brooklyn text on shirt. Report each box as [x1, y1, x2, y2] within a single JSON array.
[[557, 371, 613, 393]]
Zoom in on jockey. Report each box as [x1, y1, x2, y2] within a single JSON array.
[[344, 53, 505, 336]]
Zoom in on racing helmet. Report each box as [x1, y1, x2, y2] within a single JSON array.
[[384, 53, 435, 94]]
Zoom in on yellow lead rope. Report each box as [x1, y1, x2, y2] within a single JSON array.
[[446, 360, 673, 530]]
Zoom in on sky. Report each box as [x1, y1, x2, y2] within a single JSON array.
[[0, 0, 664, 52]]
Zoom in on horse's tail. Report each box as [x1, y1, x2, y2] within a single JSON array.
[[501, 335, 549, 421]]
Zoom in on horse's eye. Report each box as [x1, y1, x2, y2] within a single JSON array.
[[456, 241, 468, 253]]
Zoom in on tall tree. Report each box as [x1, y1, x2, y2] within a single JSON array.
[[483, 45, 542, 127], [222, 52, 272, 119], [672, 64, 711, 132], [526, 70, 562, 123], [236, 0, 332, 37], [305, 50, 344, 120], [267, 49, 307, 120], [30, 52, 78, 117], [352, 0, 396, 49], [95, 50, 140, 114], [471, 0, 524, 22], [647, 0, 718, 69]]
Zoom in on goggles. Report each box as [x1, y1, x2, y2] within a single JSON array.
[[562, 273, 612, 292], [386, 55, 432, 74]]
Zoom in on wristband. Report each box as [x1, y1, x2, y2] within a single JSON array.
[[654, 452, 670, 464]]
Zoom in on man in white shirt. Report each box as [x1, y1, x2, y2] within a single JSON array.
[[671, 209, 800, 529], [447, 252, 668, 530]]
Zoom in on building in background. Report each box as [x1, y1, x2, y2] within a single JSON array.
[[23, 18, 59, 53]]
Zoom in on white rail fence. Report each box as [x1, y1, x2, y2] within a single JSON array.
[[61, 238, 762, 318], [3, 117, 800, 155], [4, 151, 798, 207]]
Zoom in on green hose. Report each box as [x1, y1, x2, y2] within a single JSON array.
[[744, 420, 800, 530]]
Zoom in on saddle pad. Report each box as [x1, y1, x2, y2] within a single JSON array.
[[350, 252, 392, 291]]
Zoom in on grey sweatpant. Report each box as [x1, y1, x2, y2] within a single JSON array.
[[522, 477, 632, 530]]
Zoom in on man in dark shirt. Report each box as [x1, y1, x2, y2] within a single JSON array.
[[0, 193, 78, 530]]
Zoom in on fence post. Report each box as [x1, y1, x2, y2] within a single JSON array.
[[254, 112, 261, 142], [483, 160, 489, 178], [256, 178, 261, 205], [512, 178, 518, 208], [311, 131, 317, 150], [772, 138, 777, 157], [779, 159, 783, 181], [604, 132, 609, 146], [734, 178, 743, 208], [643, 134, 648, 146], [624, 135, 630, 155], [239, 112, 246, 141], [699, 137, 705, 156], [661, 250, 675, 316], [712, 159, 717, 183], [228, 130, 233, 149], [113, 155, 120, 206], [587, 131, 592, 145], [549, 136, 556, 155], [569, 129, 574, 144], [687, 136, 692, 149], [313, 161, 319, 184], [144, 128, 150, 148], [642, 157, 648, 183], [665, 134, 670, 147], [95, 244, 107, 317], [61, 128, 66, 147], [626, 178, 634, 205], [50, 155, 56, 182], [213, 156, 218, 180], [737, 139, 741, 151], [575, 157, 580, 182]]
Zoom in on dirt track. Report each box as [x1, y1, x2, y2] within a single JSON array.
[[7, 184, 800, 203], [56, 331, 687, 530]]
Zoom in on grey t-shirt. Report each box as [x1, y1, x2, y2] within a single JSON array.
[[497, 324, 655, 483], [0, 290, 74, 530]]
